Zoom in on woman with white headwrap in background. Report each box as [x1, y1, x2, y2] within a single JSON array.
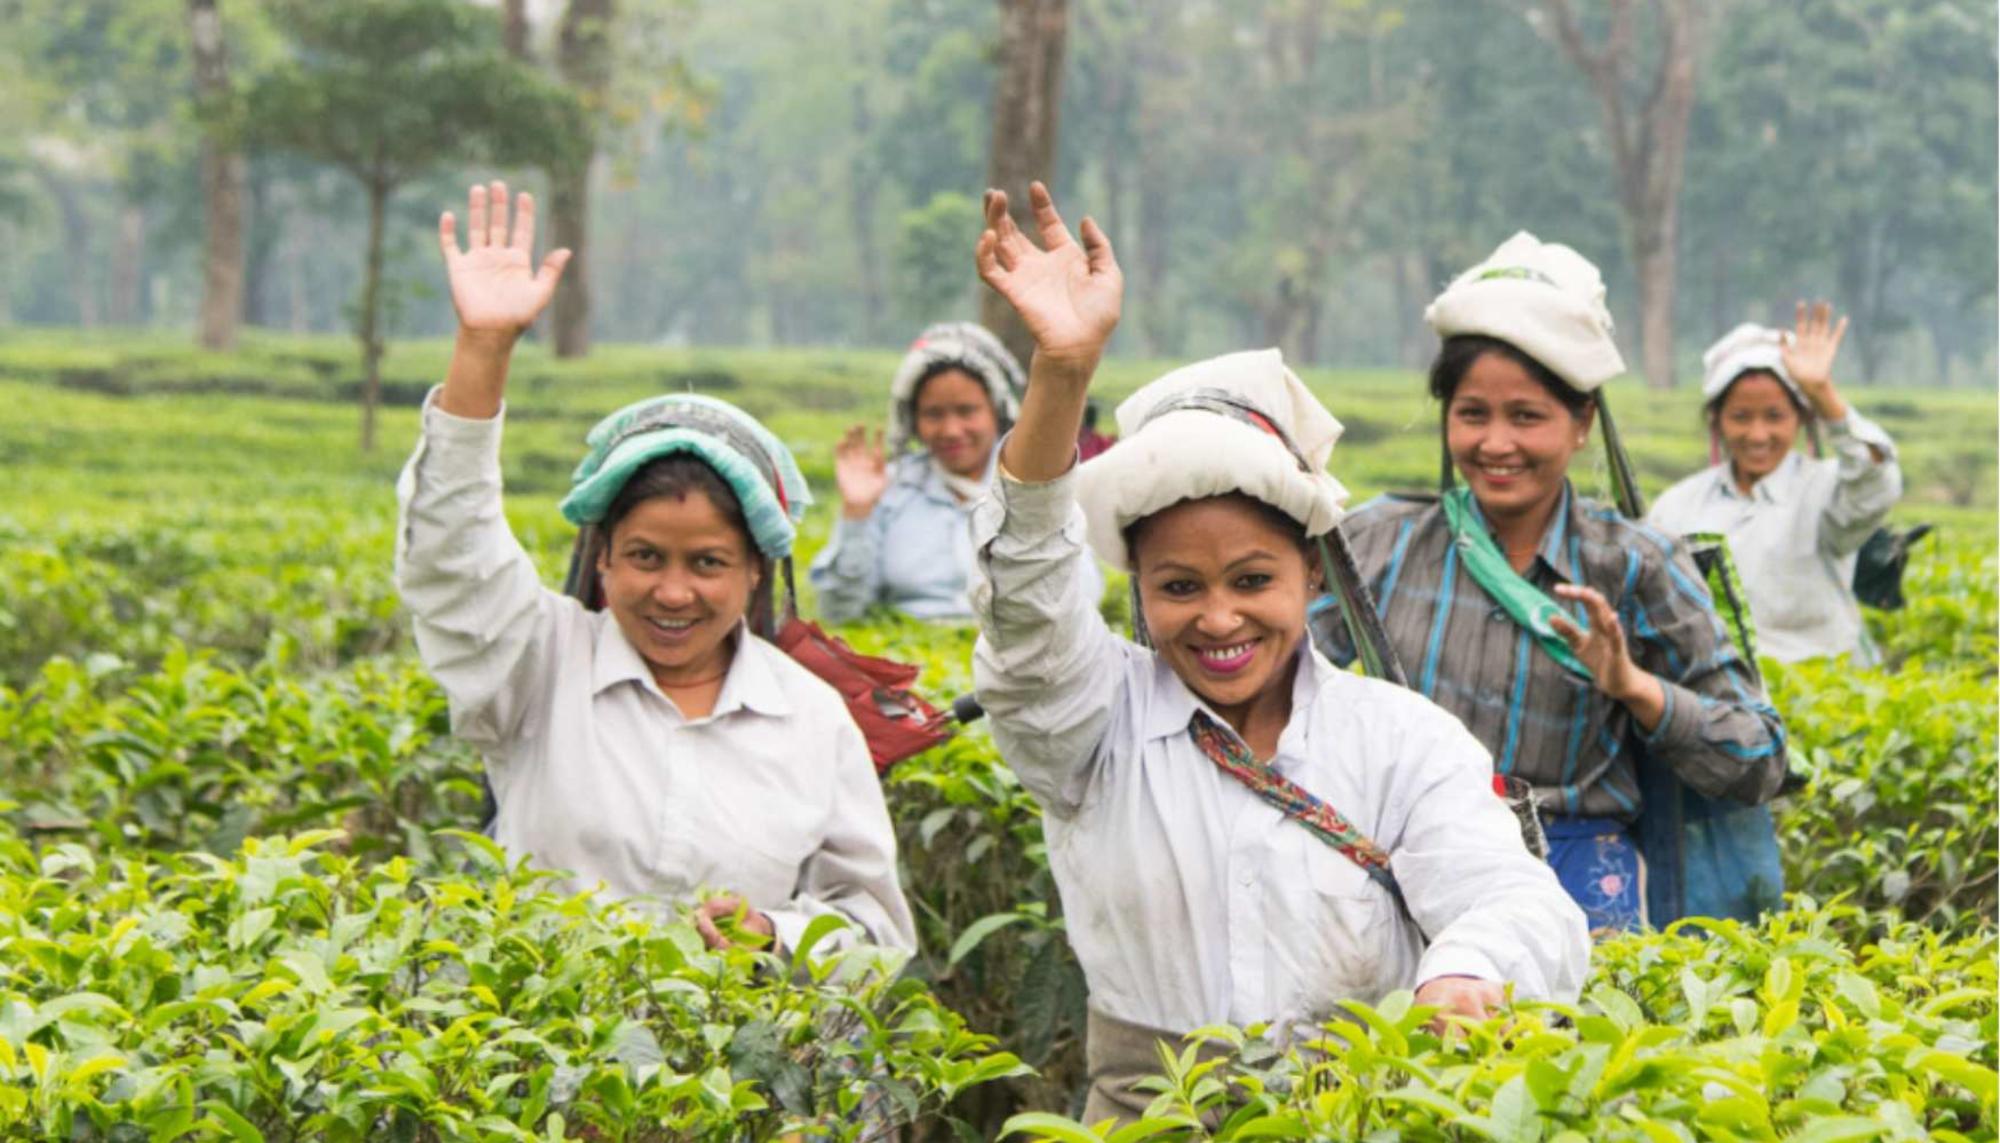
[[1311, 233, 1789, 933], [972, 185, 1586, 1126], [811, 321, 1100, 621], [397, 181, 914, 957], [1647, 305, 1901, 664]]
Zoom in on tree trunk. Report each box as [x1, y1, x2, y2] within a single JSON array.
[[551, 0, 613, 358], [358, 180, 389, 453], [1546, 0, 1703, 389], [40, 172, 99, 327], [979, 0, 1070, 369], [848, 84, 885, 344], [503, 0, 531, 59], [189, 0, 245, 349], [241, 162, 277, 326], [107, 204, 145, 326]]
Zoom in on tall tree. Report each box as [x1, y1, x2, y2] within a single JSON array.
[[1542, 0, 1704, 389], [242, 0, 583, 450], [549, 0, 612, 357], [188, 0, 245, 349], [979, 0, 1068, 367]]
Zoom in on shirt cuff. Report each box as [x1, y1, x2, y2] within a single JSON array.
[[1638, 678, 1698, 752], [1415, 945, 1504, 988], [1824, 409, 1896, 459], [415, 384, 508, 476], [974, 454, 1082, 550], [764, 906, 852, 960]]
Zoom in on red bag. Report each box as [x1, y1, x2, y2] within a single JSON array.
[[772, 616, 954, 772]]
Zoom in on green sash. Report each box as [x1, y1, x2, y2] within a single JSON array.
[[1438, 487, 1592, 680]]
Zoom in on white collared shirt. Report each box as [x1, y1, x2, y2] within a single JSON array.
[[394, 395, 916, 954], [969, 466, 1588, 1034], [1648, 411, 1900, 664]]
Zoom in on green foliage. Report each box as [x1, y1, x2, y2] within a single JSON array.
[[1767, 656, 1996, 936], [0, 831, 1025, 1138], [893, 191, 983, 326], [1002, 901, 1996, 1140]]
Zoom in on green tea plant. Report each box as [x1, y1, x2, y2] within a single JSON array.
[[1767, 656, 1996, 936], [1002, 901, 1997, 1141], [0, 831, 1026, 1139]]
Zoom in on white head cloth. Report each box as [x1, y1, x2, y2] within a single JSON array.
[[1424, 231, 1626, 394], [1074, 348, 1349, 572], [1701, 322, 1803, 405], [886, 322, 1026, 455]]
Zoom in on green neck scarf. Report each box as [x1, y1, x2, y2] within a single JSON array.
[[1439, 487, 1592, 680]]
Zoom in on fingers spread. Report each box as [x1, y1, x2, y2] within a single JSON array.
[[467, 185, 489, 248], [512, 191, 537, 252], [438, 211, 458, 259], [1080, 216, 1121, 277], [535, 248, 572, 291]]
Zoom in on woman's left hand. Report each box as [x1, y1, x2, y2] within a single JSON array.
[[1414, 975, 1506, 1032], [1549, 584, 1662, 718], [695, 895, 777, 951], [1781, 300, 1850, 421]]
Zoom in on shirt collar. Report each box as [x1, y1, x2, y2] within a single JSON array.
[[1139, 639, 1326, 743], [1718, 451, 1805, 505], [1463, 482, 1581, 585], [592, 615, 792, 717]]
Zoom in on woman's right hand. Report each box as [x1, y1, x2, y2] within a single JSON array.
[[438, 180, 572, 341], [834, 425, 889, 520], [975, 182, 1122, 372]]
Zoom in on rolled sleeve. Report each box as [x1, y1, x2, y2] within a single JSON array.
[[768, 716, 917, 955], [1819, 411, 1902, 557]]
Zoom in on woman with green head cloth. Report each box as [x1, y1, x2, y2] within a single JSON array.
[[970, 185, 1587, 1126], [395, 181, 915, 956]]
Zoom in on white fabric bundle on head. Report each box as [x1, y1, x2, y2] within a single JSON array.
[[1425, 231, 1626, 394], [1074, 349, 1349, 572], [1701, 322, 1802, 405]]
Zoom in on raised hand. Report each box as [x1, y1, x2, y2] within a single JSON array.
[[1780, 300, 1850, 420], [834, 425, 889, 520], [438, 180, 572, 339], [975, 182, 1122, 369], [1550, 584, 1665, 730]]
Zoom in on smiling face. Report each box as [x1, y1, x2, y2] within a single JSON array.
[[1445, 350, 1593, 528], [913, 367, 1000, 478], [1714, 371, 1802, 486], [1130, 495, 1317, 726], [597, 488, 761, 690]]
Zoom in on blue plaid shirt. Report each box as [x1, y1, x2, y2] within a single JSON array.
[[1312, 485, 1787, 821]]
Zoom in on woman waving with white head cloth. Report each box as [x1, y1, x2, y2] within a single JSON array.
[[1649, 306, 1902, 664], [969, 185, 1586, 1126]]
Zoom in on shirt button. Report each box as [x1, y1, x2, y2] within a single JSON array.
[[1237, 869, 1255, 888]]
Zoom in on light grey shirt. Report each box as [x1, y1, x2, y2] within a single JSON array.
[[970, 465, 1588, 1034], [1648, 411, 1900, 664], [394, 395, 916, 954]]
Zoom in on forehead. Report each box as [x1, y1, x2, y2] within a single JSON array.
[[1133, 496, 1305, 572], [610, 492, 749, 550], [1454, 351, 1560, 404], [914, 368, 991, 410], [1720, 372, 1796, 411]]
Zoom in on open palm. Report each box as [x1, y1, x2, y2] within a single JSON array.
[[1780, 300, 1848, 395], [975, 183, 1122, 366], [437, 180, 571, 335]]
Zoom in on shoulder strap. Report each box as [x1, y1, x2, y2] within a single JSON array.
[[1440, 487, 1593, 680], [1188, 711, 1406, 909]]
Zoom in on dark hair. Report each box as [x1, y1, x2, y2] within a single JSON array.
[[1122, 493, 1312, 571], [1429, 334, 1595, 421], [1703, 368, 1811, 430], [603, 453, 757, 558]]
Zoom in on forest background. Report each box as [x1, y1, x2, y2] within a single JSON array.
[[3, 0, 1995, 394]]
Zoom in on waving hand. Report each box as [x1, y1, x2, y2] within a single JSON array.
[[976, 183, 1122, 370], [438, 180, 572, 337]]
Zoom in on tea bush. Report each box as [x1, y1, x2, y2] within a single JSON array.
[[0, 831, 1025, 1139], [1002, 901, 1996, 1141]]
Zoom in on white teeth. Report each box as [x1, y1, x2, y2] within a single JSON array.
[[650, 618, 696, 631], [1196, 642, 1253, 662], [1481, 465, 1525, 476]]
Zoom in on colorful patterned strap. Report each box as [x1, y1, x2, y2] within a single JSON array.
[[1187, 711, 1405, 905]]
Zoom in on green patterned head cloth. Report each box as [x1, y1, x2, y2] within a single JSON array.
[[559, 394, 812, 559]]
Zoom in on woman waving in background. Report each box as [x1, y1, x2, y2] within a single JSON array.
[[395, 181, 914, 956], [971, 186, 1586, 1126], [1312, 234, 1789, 932], [1648, 306, 1901, 664], [811, 322, 1100, 622]]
